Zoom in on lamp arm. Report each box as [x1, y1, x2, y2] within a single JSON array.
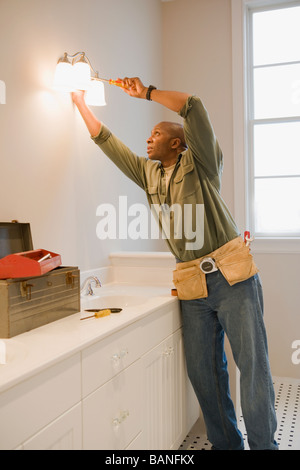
[[65, 51, 86, 60], [66, 52, 98, 76], [59, 51, 110, 84]]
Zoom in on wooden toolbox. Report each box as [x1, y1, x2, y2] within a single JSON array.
[[0, 222, 80, 338]]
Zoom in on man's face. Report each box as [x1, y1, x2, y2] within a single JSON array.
[[147, 123, 174, 162]]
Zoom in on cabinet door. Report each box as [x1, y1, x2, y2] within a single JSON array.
[[82, 360, 142, 450], [163, 329, 186, 450], [141, 329, 185, 450], [141, 338, 165, 450], [0, 354, 81, 450], [23, 404, 82, 450]]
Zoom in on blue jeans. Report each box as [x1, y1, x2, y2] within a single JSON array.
[[180, 271, 278, 450]]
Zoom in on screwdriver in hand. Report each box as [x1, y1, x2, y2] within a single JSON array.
[[97, 78, 127, 88]]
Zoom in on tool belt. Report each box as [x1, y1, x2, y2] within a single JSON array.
[[173, 237, 258, 300]]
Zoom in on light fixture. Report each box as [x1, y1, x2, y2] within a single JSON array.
[[53, 51, 120, 106], [86, 76, 106, 106], [53, 53, 74, 92], [72, 53, 91, 90]]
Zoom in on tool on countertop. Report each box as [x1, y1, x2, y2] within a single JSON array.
[[80, 308, 122, 320]]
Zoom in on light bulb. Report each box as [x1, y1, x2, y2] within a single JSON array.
[[72, 61, 91, 90], [53, 61, 75, 92]]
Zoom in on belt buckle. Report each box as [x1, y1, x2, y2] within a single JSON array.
[[200, 257, 218, 274]]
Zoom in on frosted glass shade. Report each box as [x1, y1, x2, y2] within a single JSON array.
[[72, 61, 91, 90], [86, 80, 107, 106], [53, 62, 75, 92]]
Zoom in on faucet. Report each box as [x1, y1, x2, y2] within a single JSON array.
[[80, 276, 102, 296]]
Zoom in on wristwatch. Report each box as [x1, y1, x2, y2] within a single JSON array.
[[146, 85, 157, 101]]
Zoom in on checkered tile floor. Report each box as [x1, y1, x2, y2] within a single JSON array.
[[179, 376, 300, 451]]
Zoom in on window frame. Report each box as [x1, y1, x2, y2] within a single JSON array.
[[231, 0, 300, 253]]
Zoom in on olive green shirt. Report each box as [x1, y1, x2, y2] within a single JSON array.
[[92, 96, 239, 261]]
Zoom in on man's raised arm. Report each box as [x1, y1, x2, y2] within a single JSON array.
[[71, 77, 191, 137], [120, 77, 191, 113], [72, 91, 101, 137]]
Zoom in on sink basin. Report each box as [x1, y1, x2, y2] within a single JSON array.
[[84, 294, 148, 309]]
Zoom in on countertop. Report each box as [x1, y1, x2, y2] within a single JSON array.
[[0, 283, 177, 393]]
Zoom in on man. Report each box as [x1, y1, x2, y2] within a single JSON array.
[[72, 77, 278, 450]]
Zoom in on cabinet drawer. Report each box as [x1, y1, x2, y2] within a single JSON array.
[[82, 321, 144, 396], [82, 360, 142, 450], [23, 403, 82, 450], [139, 303, 182, 353], [0, 354, 81, 450]]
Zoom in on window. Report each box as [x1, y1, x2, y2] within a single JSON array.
[[246, 2, 300, 238]]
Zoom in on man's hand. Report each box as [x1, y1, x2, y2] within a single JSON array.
[[119, 77, 147, 99]]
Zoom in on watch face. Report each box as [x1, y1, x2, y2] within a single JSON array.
[[201, 261, 214, 273]]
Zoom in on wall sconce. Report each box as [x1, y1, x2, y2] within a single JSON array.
[[0, 80, 6, 105], [53, 52, 113, 106]]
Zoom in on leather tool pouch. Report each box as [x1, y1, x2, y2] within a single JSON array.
[[215, 237, 258, 286], [173, 262, 208, 300], [173, 237, 259, 300]]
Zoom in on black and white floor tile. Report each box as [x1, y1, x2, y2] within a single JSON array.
[[180, 376, 300, 451]]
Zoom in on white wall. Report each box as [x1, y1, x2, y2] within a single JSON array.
[[162, 0, 299, 379], [162, 0, 235, 211], [254, 253, 300, 378], [0, 0, 166, 271]]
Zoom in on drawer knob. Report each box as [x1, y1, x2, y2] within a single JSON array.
[[162, 346, 174, 357], [112, 410, 129, 427], [111, 349, 129, 363]]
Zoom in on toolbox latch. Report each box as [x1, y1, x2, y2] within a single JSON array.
[[20, 282, 34, 301], [65, 272, 76, 288]]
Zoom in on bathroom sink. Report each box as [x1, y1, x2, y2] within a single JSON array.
[[83, 294, 148, 309]]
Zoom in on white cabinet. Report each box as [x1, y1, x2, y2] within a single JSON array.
[[81, 304, 198, 450], [141, 329, 186, 450], [82, 360, 142, 450], [23, 404, 82, 450], [0, 354, 81, 450], [81, 321, 144, 398], [0, 301, 198, 450]]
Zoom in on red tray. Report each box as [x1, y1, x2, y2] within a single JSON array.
[[0, 249, 62, 279]]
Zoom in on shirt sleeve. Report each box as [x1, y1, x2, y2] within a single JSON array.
[[91, 124, 147, 190], [178, 96, 223, 178]]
